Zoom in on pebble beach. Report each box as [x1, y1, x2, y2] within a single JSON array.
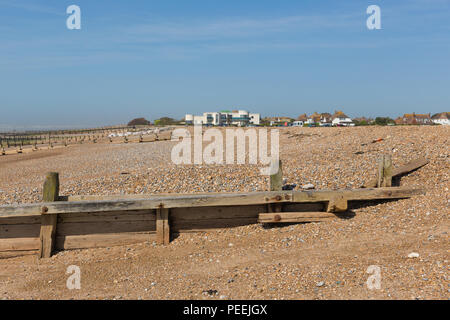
[[0, 125, 448, 299]]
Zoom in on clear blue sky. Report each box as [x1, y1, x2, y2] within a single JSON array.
[[0, 0, 449, 129]]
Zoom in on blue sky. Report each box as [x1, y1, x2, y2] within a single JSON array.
[[0, 0, 449, 129]]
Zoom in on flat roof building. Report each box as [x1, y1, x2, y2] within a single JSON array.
[[185, 110, 260, 126]]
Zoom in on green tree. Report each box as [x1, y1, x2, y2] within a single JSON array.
[[154, 117, 179, 126], [374, 117, 395, 126], [127, 118, 151, 126]]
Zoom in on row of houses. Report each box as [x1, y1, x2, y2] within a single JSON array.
[[394, 112, 450, 125], [295, 111, 355, 127], [265, 111, 355, 127], [184, 110, 449, 127], [276, 111, 449, 127]]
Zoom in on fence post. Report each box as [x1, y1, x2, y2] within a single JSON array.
[[156, 206, 170, 245], [269, 159, 283, 191], [268, 159, 283, 213], [377, 155, 392, 188], [38, 172, 59, 258]]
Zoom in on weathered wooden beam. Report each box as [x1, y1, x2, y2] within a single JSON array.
[[55, 232, 156, 250], [364, 157, 428, 188], [68, 191, 247, 202], [0, 238, 40, 251], [38, 172, 59, 258], [0, 187, 424, 218], [291, 187, 423, 203], [258, 212, 338, 223]]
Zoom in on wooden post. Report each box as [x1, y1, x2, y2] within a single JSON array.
[[377, 155, 384, 188], [383, 155, 392, 187], [156, 206, 170, 245], [377, 155, 393, 188], [268, 159, 283, 213], [326, 194, 348, 213], [39, 172, 59, 258], [269, 159, 283, 191]]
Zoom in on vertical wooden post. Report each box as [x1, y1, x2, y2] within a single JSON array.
[[156, 206, 170, 245], [268, 159, 283, 213], [383, 155, 392, 187], [269, 159, 283, 191], [377, 155, 384, 188], [377, 155, 393, 188], [326, 194, 348, 213], [39, 172, 59, 258]]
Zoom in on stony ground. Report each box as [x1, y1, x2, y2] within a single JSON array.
[[0, 125, 448, 300]]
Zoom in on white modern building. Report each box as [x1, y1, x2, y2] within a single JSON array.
[[185, 110, 260, 126]]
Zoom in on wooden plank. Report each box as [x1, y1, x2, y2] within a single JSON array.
[[57, 220, 156, 236], [68, 191, 244, 202], [0, 187, 424, 218], [55, 232, 156, 250], [0, 224, 40, 238], [281, 203, 324, 212], [0, 238, 40, 251], [0, 216, 41, 225], [58, 210, 156, 223], [292, 187, 424, 203], [171, 217, 257, 232], [364, 157, 428, 188], [170, 205, 267, 221], [39, 172, 59, 258], [258, 212, 338, 223]]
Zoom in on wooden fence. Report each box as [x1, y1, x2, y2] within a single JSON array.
[[0, 156, 427, 258], [0, 127, 173, 156]]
